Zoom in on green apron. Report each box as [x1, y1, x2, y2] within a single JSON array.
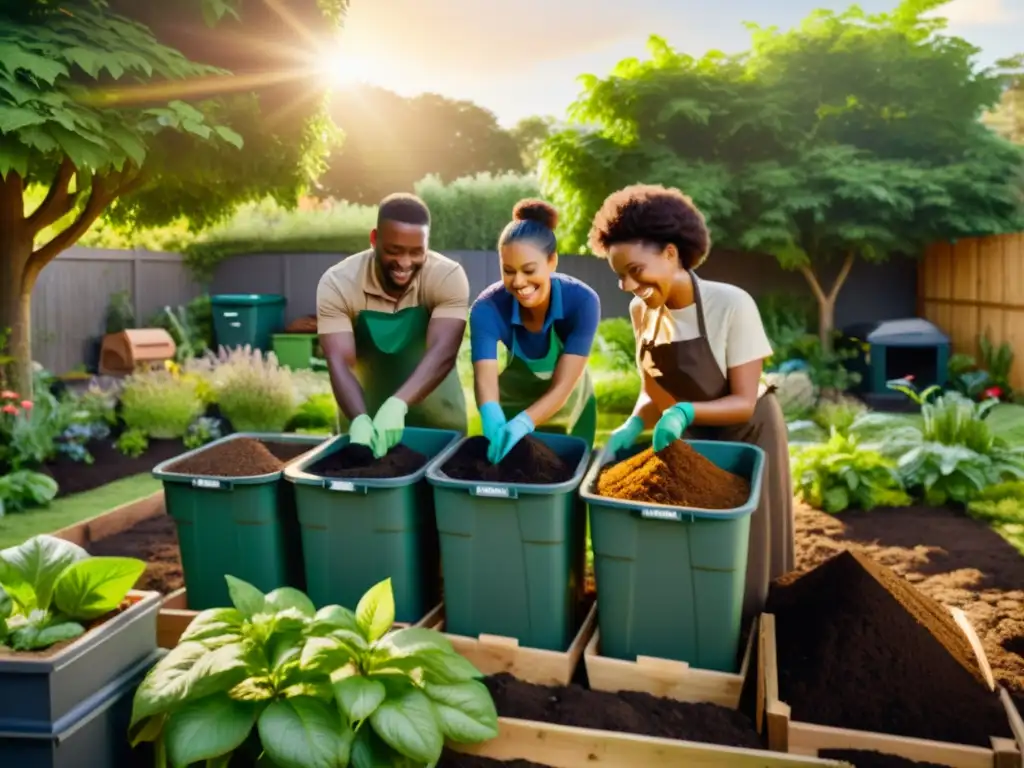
[[350, 305, 468, 433], [497, 327, 597, 447]]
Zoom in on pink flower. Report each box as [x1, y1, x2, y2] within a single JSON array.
[[0, 390, 17, 400], [1, 404, 18, 415], [20, 400, 32, 410], [903, 374, 915, 382], [984, 386, 1003, 400]]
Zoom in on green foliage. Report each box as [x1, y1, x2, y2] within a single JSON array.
[[210, 346, 297, 432], [120, 369, 205, 439], [591, 318, 636, 373], [0, 469, 58, 516], [104, 289, 135, 335], [1, 385, 76, 471], [593, 375, 641, 415], [416, 172, 541, 252], [967, 480, 1024, 525], [129, 576, 499, 767], [509, 115, 556, 170], [0, 534, 144, 650], [183, 416, 222, 450], [148, 295, 215, 362], [116, 428, 148, 458], [791, 429, 912, 513], [288, 393, 338, 433]]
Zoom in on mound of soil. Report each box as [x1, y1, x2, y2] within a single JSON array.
[[484, 674, 762, 748], [308, 443, 428, 479], [819, 751, 952, 768], [438, 755, 548, 768], [441, 436, 573, 485], [596, 441, 750, 509], [768, 550, 1012, 746], [87, 513, 183, 593], [165, 438, 312, 477]]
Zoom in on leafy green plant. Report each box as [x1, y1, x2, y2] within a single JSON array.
[[104, 290, 136, 335], [288, 393, 339, 432], [591, 318, 636, 373], [0, 470, 59, 516], [593, 373, 640, 415], [791, 430, 912, 513], [212, 346, 297, 432], [120, 370, 206, 439], [129, 576, 499, 767], [966, 481, 1024, 525], [0, 535, 144, 651], [183, 417, 223, 450], [979, 333, 1014, 398], [116, 428, 150, 459], [758, 293, 814, 369]]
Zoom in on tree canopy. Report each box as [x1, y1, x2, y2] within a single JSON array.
[[317, 85, 523, 203], [0, 0, 343, 392], [542, 0, 1024, 348]]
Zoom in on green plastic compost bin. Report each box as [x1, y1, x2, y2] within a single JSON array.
[[272, 333, 319, 370], [580, 439, 765, 673], [211, 293, 286, 351], [285, 428, 461, 623], [425, 433, 592, 651], [153, 432, 326, 610]]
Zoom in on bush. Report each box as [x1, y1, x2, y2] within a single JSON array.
[[594, 373, 640, 415], [416, 172, 541, 251], [120, 370, 205, 439], [591, 318, 635, 373], [767, 370, 818, 421], [211, 347, 297, 432], [288, 392, 338, 432]]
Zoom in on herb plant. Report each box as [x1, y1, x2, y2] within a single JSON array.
[[130, 576, 499, 767], [0, 535, 145, 651]]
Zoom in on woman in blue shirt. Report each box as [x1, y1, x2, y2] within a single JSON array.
[[470, 200, 601, 463]]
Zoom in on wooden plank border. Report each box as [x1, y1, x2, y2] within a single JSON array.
[[760, 612, 1021, 768], [433, 603, 597, 687], [583, 615, 756, 709], [157, 588, 443, 648], [52, 490, 164, 547], [449, 716, 852, 767]]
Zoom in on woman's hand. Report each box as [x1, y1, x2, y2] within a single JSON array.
[[487, 411, 535, 463], [652, 402, 695, 451], [478, 401, 507, 443], [605, 416, 644, 458]]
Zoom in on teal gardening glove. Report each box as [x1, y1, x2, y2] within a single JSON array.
[[478, 401, 507, 444], [487, 411, 535, 464], [652, 402, 695, 452], [605, 415, 645, 458], [370, 396, 408, 458], [348, 413, 375, 448]]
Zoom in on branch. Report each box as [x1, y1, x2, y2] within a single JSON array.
[[798, 263, 827, 305], [827, 251, 856, 303], [25, 159, 78, 234]]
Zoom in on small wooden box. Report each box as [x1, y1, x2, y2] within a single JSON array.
[[99, 328, 176, 375]]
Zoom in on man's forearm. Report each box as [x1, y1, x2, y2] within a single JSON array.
[[394, 343, 459, 405], [327, 357, 368, 420]]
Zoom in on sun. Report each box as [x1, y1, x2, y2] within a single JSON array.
[[319, 49, 372, 90]]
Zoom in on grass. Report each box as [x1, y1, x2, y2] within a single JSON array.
[[0, 473, 161, 549]]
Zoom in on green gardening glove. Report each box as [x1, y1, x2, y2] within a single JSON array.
[[652, 402, 695, 452], [605, 416, 644, 459], [370, 396, 408, 458], [348, 413, 374, 448]]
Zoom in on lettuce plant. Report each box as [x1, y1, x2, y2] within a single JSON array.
[[130, 576, 499, 768], [0, 534, 145, 650]]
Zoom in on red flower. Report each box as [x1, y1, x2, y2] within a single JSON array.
[[1, 404, 18, 415], [0, 390, 17, 400], [903, 374, 915, 382], [984, 386, 1003, 400], [20, 400, 32, 410]]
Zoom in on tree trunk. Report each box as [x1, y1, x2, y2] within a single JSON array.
[[798, 252, 855, 355], [0, 242, 34, 398]]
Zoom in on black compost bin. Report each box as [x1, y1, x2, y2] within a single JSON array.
[[862, 318, 950, 394]]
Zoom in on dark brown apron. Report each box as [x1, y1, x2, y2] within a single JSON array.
[[638, 271, 795, 620]]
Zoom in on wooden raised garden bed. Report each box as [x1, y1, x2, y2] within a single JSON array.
[[157, 588, 444, 648], [448, 716, 852, 767], [52, 491, 164, 548], [584, 615, 756, 709], [434, 602, 597, 687], [760, 612, 1023, 768]]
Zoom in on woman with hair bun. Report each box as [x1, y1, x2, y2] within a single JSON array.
[[469, 199, 602, 463]]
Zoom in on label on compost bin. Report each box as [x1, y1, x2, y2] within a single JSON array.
[[641, 507, 682, 521], [473, 485, 510, 498], [192, 478, 223, 490], [329, 480, 357, 492]]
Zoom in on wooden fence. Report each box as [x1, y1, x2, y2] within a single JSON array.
[[918, 232, 1024, 390]]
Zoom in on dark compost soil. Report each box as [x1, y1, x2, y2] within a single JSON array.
[[309, 443, 428, 479], [484, 673, 763, 748], [87, 513, 183, 593], [596, 441, 750, 509], [819, 751, 952, 768], [766, 549, 1012, 747], [164, 437, 310, 476], [440, 436, 573, 485], [44, 438, 186, 497], [437, 754, 548, 768]]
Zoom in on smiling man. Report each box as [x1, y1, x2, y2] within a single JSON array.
[[316, 193, 469, 457]]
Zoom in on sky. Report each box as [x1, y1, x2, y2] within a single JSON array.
[[328, 0, 1024, 126]]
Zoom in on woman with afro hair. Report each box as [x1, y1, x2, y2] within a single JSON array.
[[469, 199, 601, 463], [591, 183, 793, 620]]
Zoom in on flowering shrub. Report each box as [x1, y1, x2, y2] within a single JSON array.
[[0, 391, 59, 514], [207, 346, 297, 432], [120, 369, 206, 439]]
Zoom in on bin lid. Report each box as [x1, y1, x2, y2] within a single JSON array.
[[866, 318, 949, 346], [210, 293, 286, 306]]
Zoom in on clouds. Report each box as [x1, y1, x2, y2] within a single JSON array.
[[931, 0, 1019, 26]]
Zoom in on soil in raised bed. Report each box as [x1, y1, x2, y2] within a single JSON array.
[[164, 437, 306, 476], [595, 441, 750, 509], [438, 754, 548, 768], [87, 513, 183, 593], [309, 443, 428, 479], [767, 549, 1012, 747], [440, 436, 573, 485], [484, 673, 763, 749], [44, 438, 186, 497], [819, 751, 952, 768]]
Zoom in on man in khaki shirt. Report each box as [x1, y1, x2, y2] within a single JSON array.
[[317, 193, 470, 457]]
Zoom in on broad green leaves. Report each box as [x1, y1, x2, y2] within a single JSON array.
[[53, 557, 145, 619], [131, 576, 498, 766], [0, 534, 88, 612]]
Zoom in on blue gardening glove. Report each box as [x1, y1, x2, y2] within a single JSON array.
[[478, 401, 507, 444], [652, 402, 695, 452], [370, 396, 408, 458], [605, 416, 645, 458], [348, 413, 375, 448], [487, 411, 535, 464]]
